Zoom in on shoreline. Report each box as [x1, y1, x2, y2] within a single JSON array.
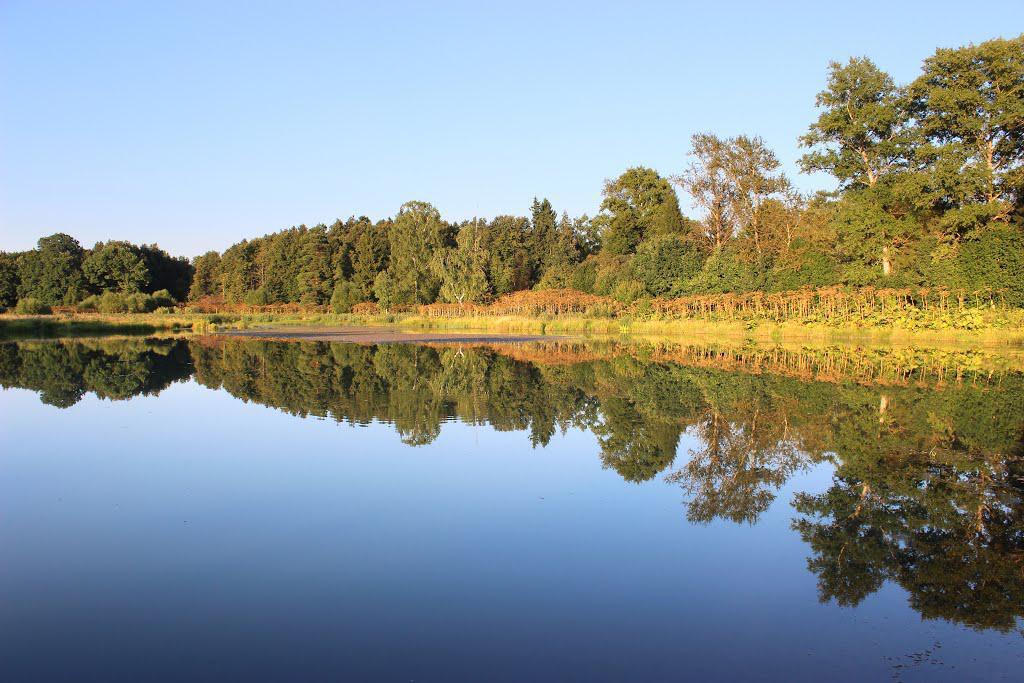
[[2, 311, 1024, 348]]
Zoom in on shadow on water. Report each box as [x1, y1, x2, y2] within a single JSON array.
[[2, 335, 1022, 634]]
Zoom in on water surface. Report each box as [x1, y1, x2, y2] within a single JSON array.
[[1, 336, 1022, 681]]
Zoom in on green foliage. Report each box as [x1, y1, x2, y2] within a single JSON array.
[[905, 35, 1023, 238], [831, 187, 918, 284], [686, 247, 756, 293], [799, 57, 907, 189], [380, 201, 445, 305], [372, 270, 398, 310], [15, 297, 52, 314], [17, 233, 86, 305], [923, 224, 1024, 307], [631, 234, 705, 296], [600, 167, 686, 255], [331, 280, 363, 313], [535, 264, 574, 290], [611, 279, 648, 304], [219, 240, 260, 303], [189, 251, 222, 300], [485, 214, 536, 295], [243, 287, 272, 306], [590, 254, 632, 296], [680, 134, 793, 256], [138, 244, 193, 301], [433, 220, 490, 304], [0, 252, 20, 309], [78, 290, 172, 313], [82, 241, 150, 293], [349, 220, 390, 300], [296, 225, 334, 305], [568, 256, 599, 293]]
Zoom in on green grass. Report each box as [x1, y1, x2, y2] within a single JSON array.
[[292, 312, 1024, 346], [0, 313, 195, 339], [4, 309, 1023, 347]]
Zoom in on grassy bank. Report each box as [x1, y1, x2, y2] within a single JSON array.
[[333, 313, 1024, 346], [0, 313, 197, 339], [3, 309, 1024, 347]]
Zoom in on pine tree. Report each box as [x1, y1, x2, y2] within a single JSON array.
[[189, 251, 222, 300], [296, 225, 334, 305], [530, 197, 558, 271]]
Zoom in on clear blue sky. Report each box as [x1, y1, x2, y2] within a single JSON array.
[[2, 1, 1021, 257]]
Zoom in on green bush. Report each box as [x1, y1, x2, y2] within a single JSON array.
[[244, 287, 271, 306], [15, 297, 52, 314], [592, 255, 631, 296], [331, 280, 362, 313], [77, 290, 172, 314], [954, 226, 1024, 307], [150, 289, 175, 308], [568, 258, 599, 293], [686, 247, 757, 294], [535, 265, 574, 290], [631, 235, 704, 296], [611, 279, 648, 304]]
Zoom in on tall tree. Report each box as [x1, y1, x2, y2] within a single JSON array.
[[722, 136, 793, 257], [219, 240, 260, 303], [17, 233, 86, 305], [799, 57, 908, 190], [600, 167, 685, 254], [677, 134, 737, 251], [375, 201, 445, 306], [831, 188, 916, 282], [905, 35, 1024, 236], [631, 234, 705, 296], [550, 212, 582, 269], [484, 215, 535, 294], [433, 220, 490, 304], [82, 241, 150, 293], [261, 228, 304, 302], [138, 244, 193, 300], [189, 251, 222, 300], [0, 252, 20, 308], [296, 225, 334, 305], [679, 135, 791, 257], [350, 220, 390, 300], [529, 198, 561, 272]]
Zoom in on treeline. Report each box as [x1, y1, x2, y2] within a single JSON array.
[[0, 234, 191, 313], [3, 35, 1022, 314], [185, 34, 1024, 311]]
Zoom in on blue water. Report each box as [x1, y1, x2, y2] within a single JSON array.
[[0, 339, 1021, 681]]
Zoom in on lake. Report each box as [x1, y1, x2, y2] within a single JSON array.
[[1, 334, 1022, 681]]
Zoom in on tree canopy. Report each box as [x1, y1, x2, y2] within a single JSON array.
[[3, 34, 1021, 313]]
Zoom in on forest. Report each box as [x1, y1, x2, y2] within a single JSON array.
[[1, 35, 1022, 318], [2, 336, 1022, 631]]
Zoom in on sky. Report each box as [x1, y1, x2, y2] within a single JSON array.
[[2, 1, 1021, 257]]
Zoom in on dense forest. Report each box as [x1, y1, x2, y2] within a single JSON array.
[[2, 336, 1022, 631], [2, 35, 1022, 314]]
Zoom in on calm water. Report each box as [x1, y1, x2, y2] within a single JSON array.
[[1, 336, 1022, 681]]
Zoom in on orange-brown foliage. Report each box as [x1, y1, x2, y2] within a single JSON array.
[[351, 302, 381, 315]]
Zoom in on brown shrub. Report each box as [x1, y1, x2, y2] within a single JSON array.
[[351, 302, 381, 315]]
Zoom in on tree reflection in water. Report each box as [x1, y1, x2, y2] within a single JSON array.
[[2, 336, 1021, 632]]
